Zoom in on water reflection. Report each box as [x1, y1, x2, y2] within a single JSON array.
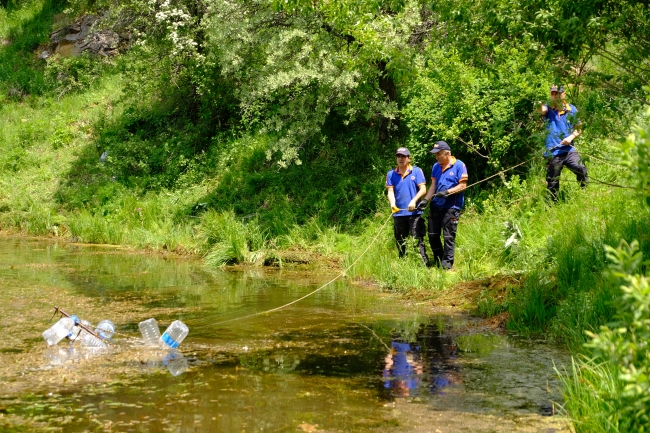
[[44, 343, 188, 376], [383, 341, 423, 397], [381, 325, 463, 398], [422, 327, 462, 394]]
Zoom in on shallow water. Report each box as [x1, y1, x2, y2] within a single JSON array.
[[0, 238, 570, 432]]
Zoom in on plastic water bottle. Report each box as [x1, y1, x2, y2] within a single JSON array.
[[42, 317, 75, 346], [163, 351, 188, 376], [160, 320, 189, 349], [138, 318, 162, 347], [95, 320, 115, 341], [80, 331, 107, 348], [45, 346, 78, 365], [67, 316, 90, 341]]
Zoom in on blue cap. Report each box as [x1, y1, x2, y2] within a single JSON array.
[[430, 141, 451, 153], [395, 147, 411, 156]]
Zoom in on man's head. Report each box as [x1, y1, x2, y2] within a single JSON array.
[[550, 84, 566, 104], [430, 141, 451, 165], [395, 147, 411, 169]]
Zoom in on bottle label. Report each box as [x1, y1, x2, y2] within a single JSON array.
[[161, 332, 179, 349]]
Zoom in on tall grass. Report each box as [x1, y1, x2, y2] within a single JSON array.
[[557, 357, 620, 433]]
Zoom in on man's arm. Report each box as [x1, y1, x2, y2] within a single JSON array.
[[423, 178, 437, 201], [447, 179, 468, 195], [560, 119, 582, 145], [387, 187, 396, 209], [408, 183, 427, 211]]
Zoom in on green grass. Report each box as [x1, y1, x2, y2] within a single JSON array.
[[557, 357, 621, 433]]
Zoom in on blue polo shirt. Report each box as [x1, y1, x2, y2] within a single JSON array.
[[431, 157, 468, 210], [386, 165, 426, 217], [544, 103, 580, 156]]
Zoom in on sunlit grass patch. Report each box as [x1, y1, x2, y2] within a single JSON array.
[[556, 357, 620, 433]]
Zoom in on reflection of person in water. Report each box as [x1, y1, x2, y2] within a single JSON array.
[[383, 341, 423, 397], [382, 330, 463, 397], [428, 338, 461, 394]]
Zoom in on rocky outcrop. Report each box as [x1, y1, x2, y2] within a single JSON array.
[[43, 15, 120, 59]]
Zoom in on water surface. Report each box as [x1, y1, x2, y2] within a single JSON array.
[[0, 238, 570, 432]]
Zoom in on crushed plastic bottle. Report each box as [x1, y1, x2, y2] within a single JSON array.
[[138, 318, 162, 347], [42, 317, 75, 346], [79, 320, 114, 349], [160, 320, 189, 349]]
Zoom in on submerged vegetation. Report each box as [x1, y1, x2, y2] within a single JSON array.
[[2, 0, 650, 430]]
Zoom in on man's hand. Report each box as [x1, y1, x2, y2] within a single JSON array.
[[407, 199, 417, 212], [391, 205, 400, 214], [416, 199, 428, 212], [538, 102, 548, 115], [434, 190, 449, 198], [560, 133, 576, 145]]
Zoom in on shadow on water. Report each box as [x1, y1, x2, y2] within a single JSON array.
[[0, 238, 571, 432]]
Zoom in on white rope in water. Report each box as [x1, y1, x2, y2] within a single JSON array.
[[206, 157, 537, 327], [210, 213, 395, 326]]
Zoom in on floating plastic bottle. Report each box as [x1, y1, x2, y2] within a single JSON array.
[[95, 320, 115, 341], [80, 333, 107, 348], [80, 331, 107, 349], [138, 318, 162, 347], [163, 350, 188, 376], [42, 317, 75, 346], [67, 316, 90, 341], [45, 346, 78, 365], [160, 320, 189, 349]]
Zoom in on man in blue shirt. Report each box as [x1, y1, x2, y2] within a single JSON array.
[[417, 141, 468, 270], [386, 147, 430, 266], [540, 84, 588, 200]]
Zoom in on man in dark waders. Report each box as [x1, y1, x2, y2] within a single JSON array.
[[386, 147, 430, 266], [417, 141, 468, 270], [539, 84, 588, 201]]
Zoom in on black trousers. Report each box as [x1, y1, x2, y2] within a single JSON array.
[[428, 207, 460, 270], [546, 151, 588, 200], [393, 215, 429, 266]]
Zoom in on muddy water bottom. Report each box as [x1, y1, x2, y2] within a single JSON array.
[[0, 238, 570, 432]]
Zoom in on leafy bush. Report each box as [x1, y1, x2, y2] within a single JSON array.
[[583, 240, 650, 432], [559, 240, 649, 432], [44, 53, 106, 97]]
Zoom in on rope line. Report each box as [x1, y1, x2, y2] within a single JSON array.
[[210, 212, 395, 327], [206, 157, 536, 327], [464, 157, 534, 189], [549, 171, 649, 190], [357, 323, 392, 352]]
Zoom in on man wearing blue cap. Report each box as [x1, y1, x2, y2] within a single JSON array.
[[539, 85, 588, 200], [417, 141, 468, 270], [386, 147, 430, 266]]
